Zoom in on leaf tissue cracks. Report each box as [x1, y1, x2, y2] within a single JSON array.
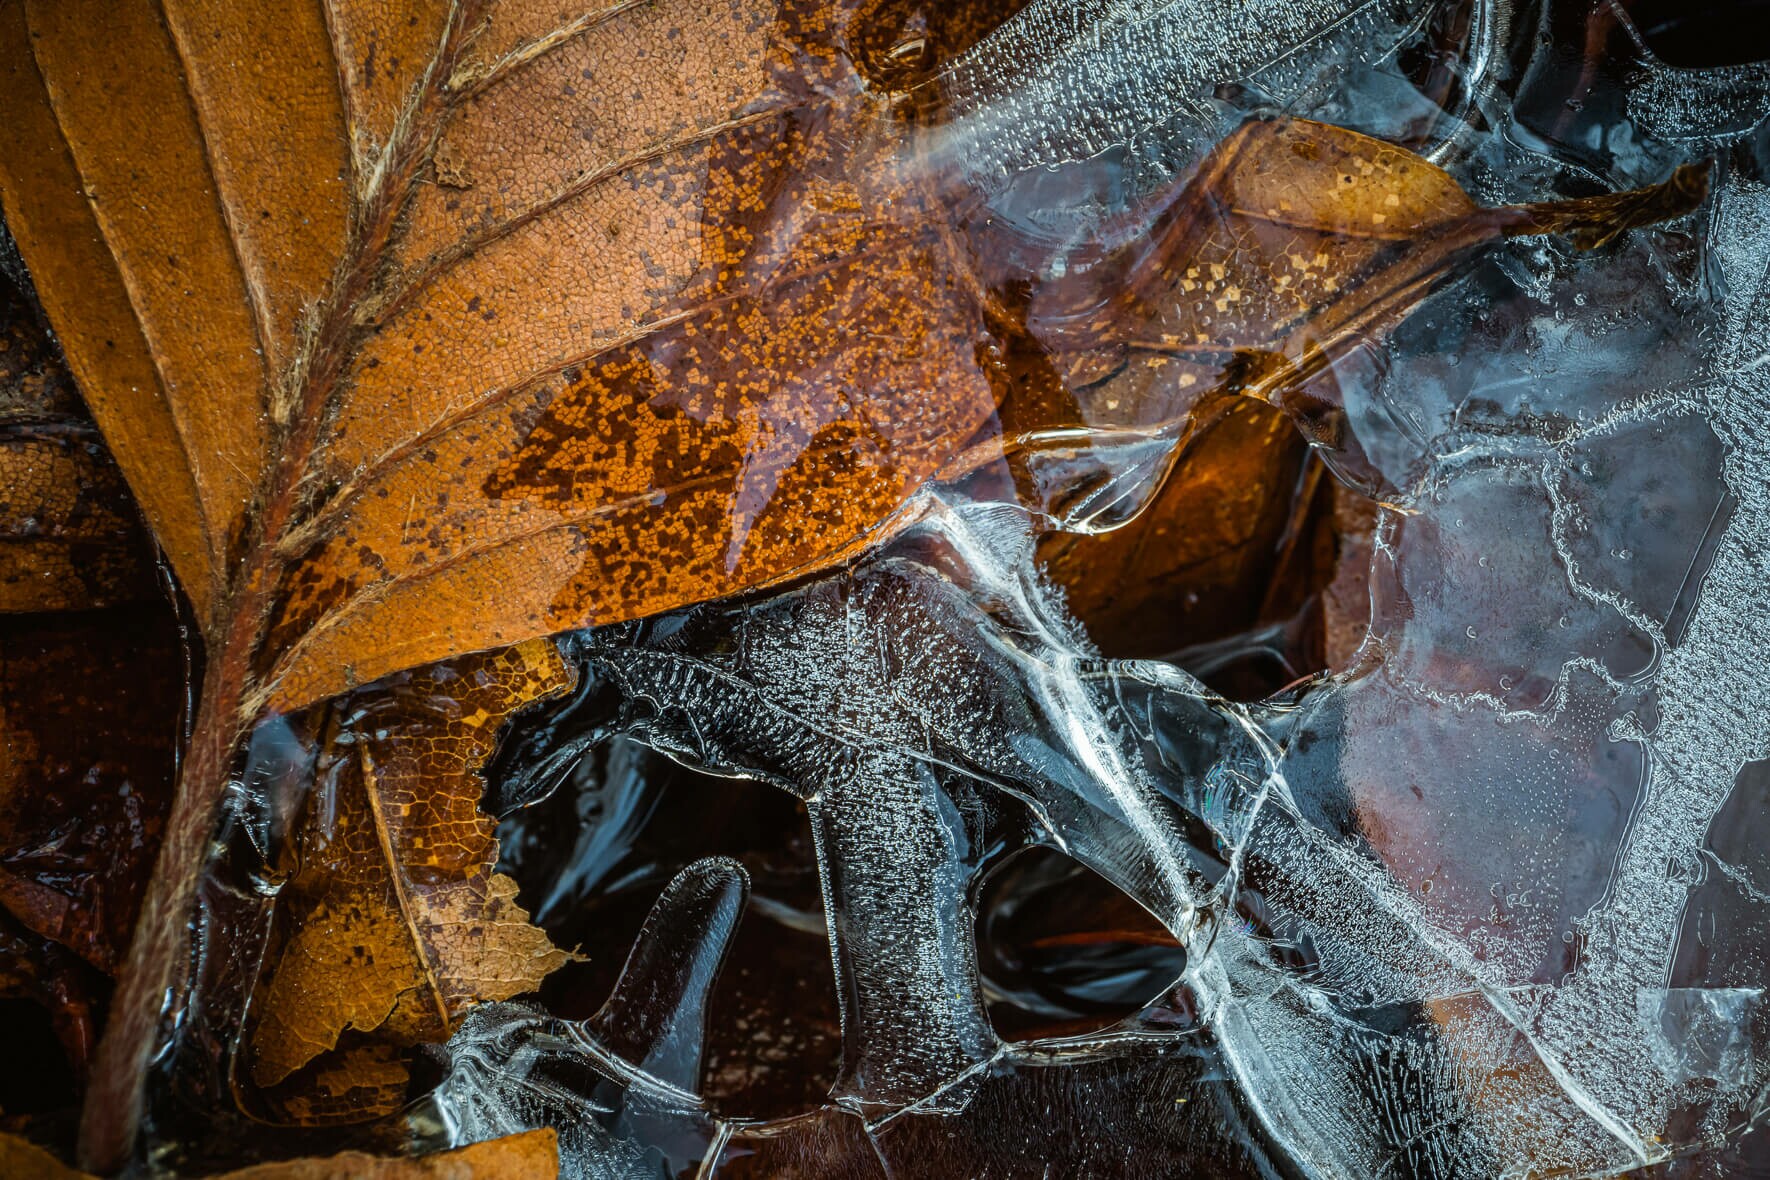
[[0, 0, 1710, 1171]]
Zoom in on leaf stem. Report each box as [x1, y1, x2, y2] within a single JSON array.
[[76, 2, 493, 1169]]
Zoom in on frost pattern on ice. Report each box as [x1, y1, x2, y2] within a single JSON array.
[[923, 0, 1470, 244]]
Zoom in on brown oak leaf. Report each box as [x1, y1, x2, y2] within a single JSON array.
[[0, 1126, 558, 1180]]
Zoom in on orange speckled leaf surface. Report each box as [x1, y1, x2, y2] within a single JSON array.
[[4, 0, 1002, 718], [247, 640, 574, 1114], [0, 1, 1003, 1162]]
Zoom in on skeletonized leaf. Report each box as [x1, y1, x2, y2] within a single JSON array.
[[248, 640, 575, 1099]]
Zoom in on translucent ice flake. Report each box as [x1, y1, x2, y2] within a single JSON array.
[[929, 0, 1451, 235], [1637, 988, 1763, 1089]]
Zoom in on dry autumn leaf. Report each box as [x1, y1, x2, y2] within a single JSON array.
[[248, 640, 575, 1116], [0, 0, 1704, 1166], [0, 1126, 559, 1180]]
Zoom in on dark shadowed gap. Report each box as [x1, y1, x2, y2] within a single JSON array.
[[1627, 0, 1770, 66], [495, 739, 842, 1121], [975, 845, 1187, 1041], [0, 998, 78, 1114]]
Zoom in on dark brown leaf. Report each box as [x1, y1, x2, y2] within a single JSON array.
[[0, 1126, 559, 1179]]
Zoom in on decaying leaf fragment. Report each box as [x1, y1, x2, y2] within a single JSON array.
[[0, 0, 1707, 1163], [0, 1127, 559, 1180], [0, 911, 103, 1098], [1010, 118, 1709, 502], [0, 611, 180, 977], [0, 281, 157, 612], [0, 282, 181, 979], [248, 641, 575, 1104], [0, 273, 180, 1111]]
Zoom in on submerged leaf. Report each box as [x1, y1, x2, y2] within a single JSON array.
[[0, 610, 181, 976], [0, 282, 157, 613], [248, 641, 576, 1099], [0, 1127, 559, 1179], [0, 912, 102, 1101], [1038, 398, 1330, 660], [1005, 118, 1708, 509], [0, 269, 182, 1129], [0, 277, 180, 976]]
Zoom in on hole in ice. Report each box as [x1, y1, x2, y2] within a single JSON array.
[[975, 846, 1187, 1041], [0, 997, 78, 1114], [1630, 0, 1770, 66], [1671, 758, 1770, 999], [496, 739, 840, 1120]]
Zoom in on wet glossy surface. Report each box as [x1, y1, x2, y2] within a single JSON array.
[[4, 0, 1770, 1176]]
